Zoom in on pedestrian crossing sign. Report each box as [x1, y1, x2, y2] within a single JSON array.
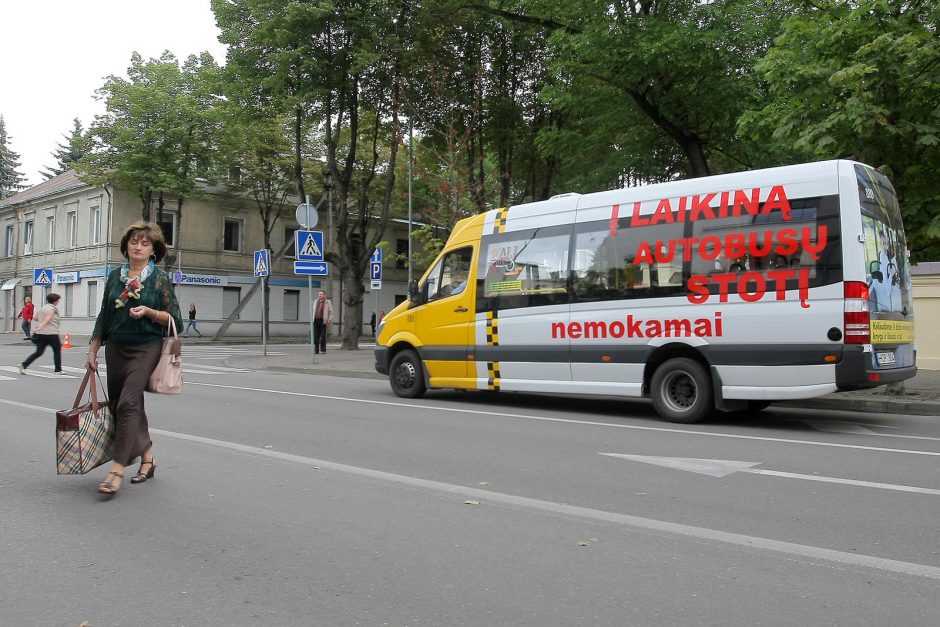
[[253, 249, 270, 277], [34, 268, 53, 286], [296, 230, 324, 261]]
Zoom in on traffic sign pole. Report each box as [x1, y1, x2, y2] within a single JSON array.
[[262, 275, 268, 356]]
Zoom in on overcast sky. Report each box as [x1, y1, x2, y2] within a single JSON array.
[[0, 0, 228, 187]]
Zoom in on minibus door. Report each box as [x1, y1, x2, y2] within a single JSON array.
[[414, 247, 475, 387]]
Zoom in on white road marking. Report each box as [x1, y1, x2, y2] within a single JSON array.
[[2, 396, 939, 581], [599, 453, 940, 496], [0, 365, 75, 379], [38, 364, 228, 376], [174, 363, 251, 373], [185, 381, 940, 458]]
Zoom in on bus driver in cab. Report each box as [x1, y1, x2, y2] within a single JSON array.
[[440, 270, 468, 297]]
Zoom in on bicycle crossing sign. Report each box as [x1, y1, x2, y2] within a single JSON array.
[[34, 268, 53, 286], [296, 230, 324, 261], [253, 249, 270, 277]]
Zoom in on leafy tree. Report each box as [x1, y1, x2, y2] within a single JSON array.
[[78, 50, 222, 265], [740, 0, 940, 261], [215, 0, 413, 349], [0, 115, 26, 198], [469, 0, 792, 185], [214, 110, 297, 339], [41, 118, 92, 179]]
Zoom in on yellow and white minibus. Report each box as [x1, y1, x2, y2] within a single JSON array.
[[375, 160, 916, 423]]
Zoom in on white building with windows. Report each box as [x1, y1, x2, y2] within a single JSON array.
[[1, 171, 414, 338]]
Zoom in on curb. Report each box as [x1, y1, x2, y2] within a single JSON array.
[[264, 365, 386, 380], [781, 397, 940, 417]]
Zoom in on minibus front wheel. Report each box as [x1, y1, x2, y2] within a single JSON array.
[[390, 349, 427, 398], [651, 357, 713, 424]]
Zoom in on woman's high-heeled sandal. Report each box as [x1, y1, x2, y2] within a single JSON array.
[[131, 460, 156, 484], [98, 471, 124, 496]]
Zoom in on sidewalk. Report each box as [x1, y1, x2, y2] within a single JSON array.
[[4, 332, 937, 415]]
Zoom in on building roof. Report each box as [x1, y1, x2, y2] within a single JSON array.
[[0, 170, 89, 209]]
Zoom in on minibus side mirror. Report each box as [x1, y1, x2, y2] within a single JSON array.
[[408, 279, 420, 303]]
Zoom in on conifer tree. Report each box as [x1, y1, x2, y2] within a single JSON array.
[[41, 118, 91, 179], [0, 115, 27, 198]]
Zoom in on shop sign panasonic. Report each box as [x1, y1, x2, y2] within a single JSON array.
[[175, 273, 229, 287], [53, 272, 81, 284]]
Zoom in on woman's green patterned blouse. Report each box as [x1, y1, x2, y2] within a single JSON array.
[[91, 267, 183, 346]]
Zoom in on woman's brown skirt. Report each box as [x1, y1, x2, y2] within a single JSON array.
[[105, 341, 162, 466]]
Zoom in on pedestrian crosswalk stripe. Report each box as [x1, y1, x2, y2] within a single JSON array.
[[0, 366, 76, 379]]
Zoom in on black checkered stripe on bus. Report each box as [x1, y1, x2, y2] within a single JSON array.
[[485, 310, 500, 390], [493, 207, 508, 234]]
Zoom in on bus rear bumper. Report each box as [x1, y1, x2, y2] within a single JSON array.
[[835, 346, 917, 391]]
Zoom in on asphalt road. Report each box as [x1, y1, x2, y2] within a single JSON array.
[[1, 343, 938, 626]]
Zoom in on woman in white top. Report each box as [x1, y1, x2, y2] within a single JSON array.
[[19, 293, 64, 375]]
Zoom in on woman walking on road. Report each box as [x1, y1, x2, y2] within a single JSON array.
[[19, 293, 64, 375], [86, 221, 183, 497], [184, 303, 202, 337]]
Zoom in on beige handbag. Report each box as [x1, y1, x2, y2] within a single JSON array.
[[147, 317, 182, 394]]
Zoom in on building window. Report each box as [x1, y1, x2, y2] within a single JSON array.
[[156, 212, 176, 247], [396, 238, 408, 269], [223, 218, 242, 252], [46, 216, 56, 249], [89, 206, 101, 245], [4, 224, 13, 257], [222, 286, 241, 318], [23, 219, 34, 254], [285, 226, 297, 258], [283, 289, 300, 321], [64, 284, 74, 317], [66, 211, 78, 248], [87, 281, 98, 316]]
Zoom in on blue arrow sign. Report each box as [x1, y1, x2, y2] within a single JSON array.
[[294, 261, 329, 276], [370, 247, 382, 263], [34, 268, 54, 286], [253, 249, 270, 277], [370, 261, 382, 280], [296, 230, 324, 261]]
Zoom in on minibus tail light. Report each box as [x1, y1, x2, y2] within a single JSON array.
[[844, 281, 870, 344]]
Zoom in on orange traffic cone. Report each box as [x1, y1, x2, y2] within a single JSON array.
[[62, 333, 73, 349]]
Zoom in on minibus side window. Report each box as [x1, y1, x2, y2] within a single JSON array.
[[688, 196, 841, 291], [572, 220, 685, 302], [478, 226, 572, 312]]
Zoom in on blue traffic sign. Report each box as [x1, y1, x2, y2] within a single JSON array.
[[296, 230, 324, 261], [34, 268, 53, 286], [370, 247, 382, 263], [370, 261, 382, 281], [294, 261, 329, 276], [253, 249, 270, 277]]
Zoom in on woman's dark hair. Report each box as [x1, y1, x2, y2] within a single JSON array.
[[119, 221, 168, 262], [46, 293, 61, 304]]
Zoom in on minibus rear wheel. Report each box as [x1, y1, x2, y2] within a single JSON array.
[[651, 358, 713, 424], [390, 349, 427, 398]]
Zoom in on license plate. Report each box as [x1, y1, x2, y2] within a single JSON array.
[[877, 351, 896, 366]]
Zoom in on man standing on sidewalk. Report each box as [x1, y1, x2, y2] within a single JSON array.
[[313, 290, 333, 354]]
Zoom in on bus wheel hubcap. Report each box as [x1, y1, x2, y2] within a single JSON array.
[[663, 371, 696, 412], [396, 362, 416, 388]]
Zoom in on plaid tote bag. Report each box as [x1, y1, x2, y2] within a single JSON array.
[[56, 369, 114, 475]]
